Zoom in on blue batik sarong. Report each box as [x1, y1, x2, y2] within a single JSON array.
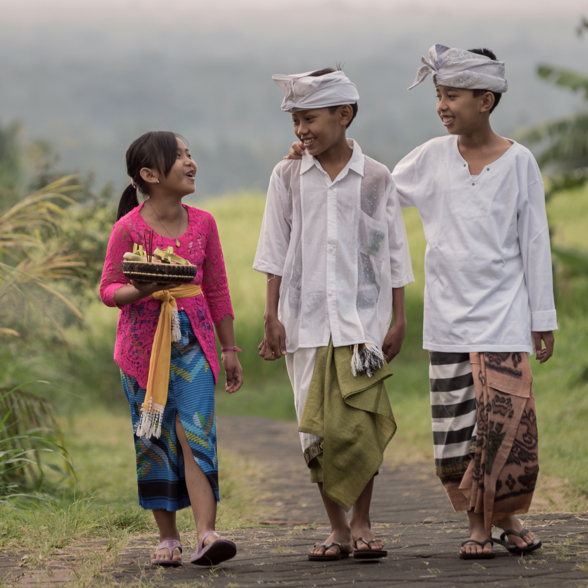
[[121, 311, 218, 511]]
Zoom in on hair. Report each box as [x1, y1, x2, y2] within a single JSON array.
[[308, 67, 358, 128], [116, 131, 184, 221], [468, 48, 502, 114]]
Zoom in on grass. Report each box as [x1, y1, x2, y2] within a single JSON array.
[[0, 410, 269, 566]]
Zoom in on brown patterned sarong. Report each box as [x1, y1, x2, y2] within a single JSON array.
[[442, 352, 539, 536]]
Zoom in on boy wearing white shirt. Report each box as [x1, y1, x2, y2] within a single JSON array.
[[393, 46, 557, 559], [254, 68, 414, 561]]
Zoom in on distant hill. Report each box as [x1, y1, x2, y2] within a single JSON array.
[[0, 16, 586, 195]]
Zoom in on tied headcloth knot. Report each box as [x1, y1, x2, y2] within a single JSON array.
[[408, 44, 508, 93]]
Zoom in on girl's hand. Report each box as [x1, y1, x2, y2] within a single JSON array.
[[221, 351, 243, 393], [259, 316, 287, 360], [283, 141, 306, 160], [382, 321, 407, 363], [130, 280, 176, 297]]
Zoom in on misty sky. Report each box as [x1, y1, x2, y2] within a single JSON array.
[[2, 0, 586, 22]]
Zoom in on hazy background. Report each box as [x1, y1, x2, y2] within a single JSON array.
[[1, 0, 587, 195]]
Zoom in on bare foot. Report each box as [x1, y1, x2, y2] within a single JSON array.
[[462, 511, 493, 556], [495, 515, 536, 550], [308, 530, 353, 557], [152, 538, 182, 562]]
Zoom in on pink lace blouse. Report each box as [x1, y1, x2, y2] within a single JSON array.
[[100, 203, 234, 387]]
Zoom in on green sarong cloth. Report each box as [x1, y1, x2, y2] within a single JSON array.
[[298, 340, 397, 511]]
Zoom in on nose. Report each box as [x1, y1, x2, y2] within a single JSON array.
[[437, 95, 448, 112]]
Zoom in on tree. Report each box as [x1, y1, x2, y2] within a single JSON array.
[[522, 17, 588, 197]]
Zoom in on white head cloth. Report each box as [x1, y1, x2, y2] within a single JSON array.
[[408, 44, 508, 93], [272, 70, 359, 113]]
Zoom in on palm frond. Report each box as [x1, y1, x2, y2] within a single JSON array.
[[0, 384, 74, 495]]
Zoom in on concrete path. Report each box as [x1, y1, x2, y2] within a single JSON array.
[[2, 416, 587, 587]]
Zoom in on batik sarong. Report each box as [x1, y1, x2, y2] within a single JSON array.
[[464, 352, 538, 535], [121, 311, 218, 511], [430, 352, 538, 534]]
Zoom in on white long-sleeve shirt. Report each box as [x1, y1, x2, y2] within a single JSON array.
[[253, 141, 414, 353], [392, 135, 557, 354]]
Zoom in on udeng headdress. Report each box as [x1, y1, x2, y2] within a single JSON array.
[[409, 44, 508, 93], [272, 70, 360, 113]]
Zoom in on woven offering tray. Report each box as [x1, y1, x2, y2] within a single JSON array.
[[122, 260, 197, 284], [122, 237, 197, 285]]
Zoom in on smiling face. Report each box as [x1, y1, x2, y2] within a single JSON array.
[[435, 86, 493, 135], [291, 106, 350, 157], [158, 137, 197, 196]]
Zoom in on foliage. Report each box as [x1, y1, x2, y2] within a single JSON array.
[[0, 384, 74, 499], [0, 176, 86, 344], [521, 17, 588, 199]]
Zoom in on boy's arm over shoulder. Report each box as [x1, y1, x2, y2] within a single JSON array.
[[516, 148, 558, 337], [252, 160, 295, 276], [391, 139, 440, 209]]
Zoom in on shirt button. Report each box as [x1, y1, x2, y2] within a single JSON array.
[[328, 247, 334, 253], [472, 183, 475, 186], [487, 167, 490, 171], [463, 164, 466, 167], [328, 292, 333, 297]]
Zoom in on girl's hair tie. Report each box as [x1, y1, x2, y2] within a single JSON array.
[[221, 346, 242, 353], [130, 179, 138, 189]]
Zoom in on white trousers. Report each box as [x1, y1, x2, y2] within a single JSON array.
[[285, 347, 322, 452]]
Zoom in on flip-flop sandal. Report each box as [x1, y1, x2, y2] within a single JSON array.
[[150, 539, 183, 566], [353, 537, 388, 559], [492, 529, 542, 555], [459, 538, 495, 559], [190, 530, 237, 566], [308, 541, 350, 561]]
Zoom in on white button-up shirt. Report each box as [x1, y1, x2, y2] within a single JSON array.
[[254, 141, 414, 353], [393, 135, 557, 354]]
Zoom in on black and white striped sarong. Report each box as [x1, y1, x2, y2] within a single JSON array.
[[429, 352, 477, 477]]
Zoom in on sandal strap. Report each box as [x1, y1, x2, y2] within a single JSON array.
[[156, 539, 183, 555], [321, 541, 343, 550], [355, 537, 379, 547], [500, 528, 530, 541], [461, 538, 493, 547], [197, 530, 220, 552]]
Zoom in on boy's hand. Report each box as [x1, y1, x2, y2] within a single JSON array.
[[221, 351, 243, 393], [382, 321, 407, 363], [259, 316, 287, 360], [533, 331, 554, 363], [283, 141, 305, 160]]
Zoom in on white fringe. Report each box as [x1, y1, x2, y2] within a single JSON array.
[[171, 307, 181, 342], [350, 344, 363, 377], [135, 399, 165, 439], [350, 342, 385, 378]]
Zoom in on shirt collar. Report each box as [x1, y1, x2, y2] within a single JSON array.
[[300, 139, 365, 179]]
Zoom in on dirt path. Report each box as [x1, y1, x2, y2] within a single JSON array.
[[2, 416, 587, 587]]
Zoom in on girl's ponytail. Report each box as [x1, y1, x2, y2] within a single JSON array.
[[117, 183, 139, 221]]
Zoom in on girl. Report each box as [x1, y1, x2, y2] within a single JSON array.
[[100, 131, 243, 567]]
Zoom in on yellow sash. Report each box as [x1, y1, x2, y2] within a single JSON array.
[[135, 284, 202, 439]]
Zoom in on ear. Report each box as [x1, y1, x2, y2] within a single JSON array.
[[338, 104, 353, 127], [140, 167, 160, 185], [480, 91, 495, 114]]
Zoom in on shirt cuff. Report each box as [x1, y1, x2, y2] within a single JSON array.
[[531, 310, 558, 332]]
